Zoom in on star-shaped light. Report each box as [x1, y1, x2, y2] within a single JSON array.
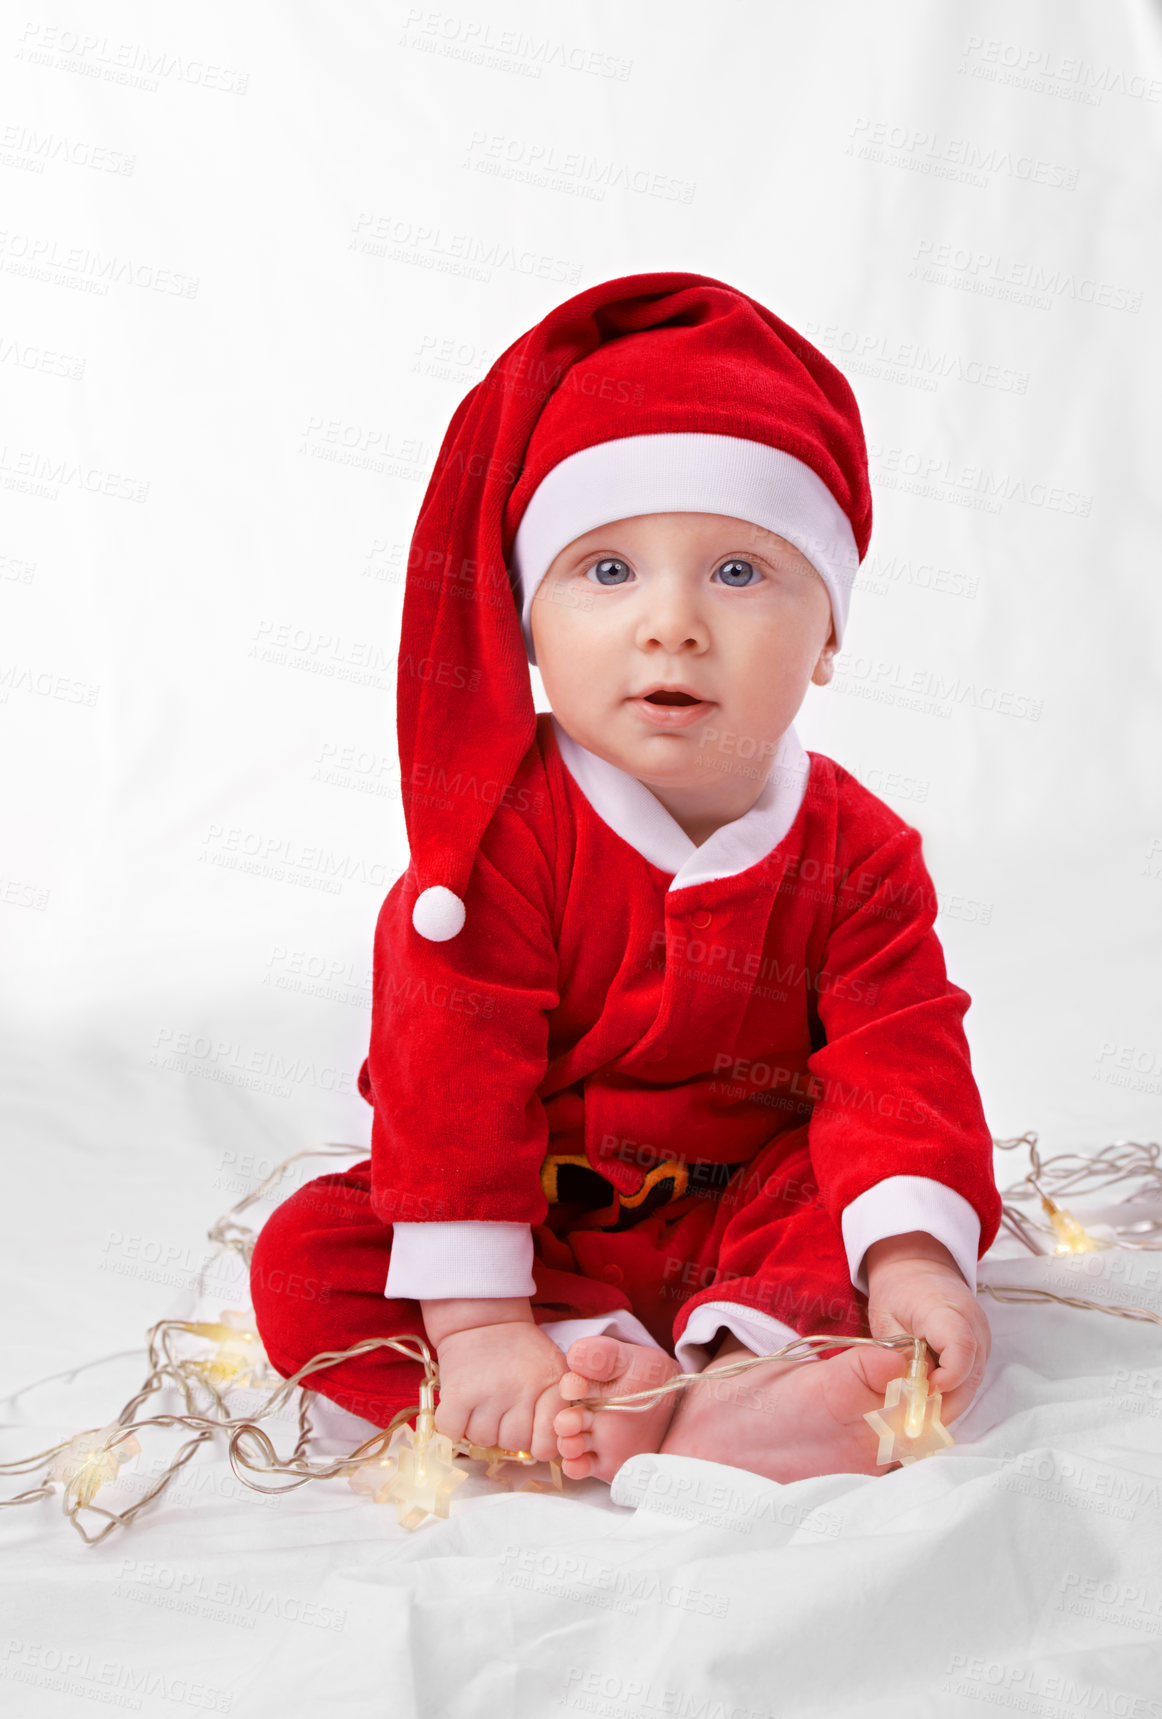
[[187, 1310, 273, 1389], [347, 1378, 563, 1528], [454, 1437, 537, 1484], [348, 1450, 401, 1506], [512, 1459, 564, 1495], [447, 1438, 565, 1493], [863, 1341, 954, 1466], [372, 1417, 468, 1530], [48, 1423, 141, 1507]]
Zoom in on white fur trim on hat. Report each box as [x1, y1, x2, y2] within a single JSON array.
[[412, 884, 466, 942], [510, 432, 860, 666]]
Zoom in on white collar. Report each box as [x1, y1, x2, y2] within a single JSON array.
[[549, 713, 811, 891]]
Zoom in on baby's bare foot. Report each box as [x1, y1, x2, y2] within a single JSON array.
[[659, 1338, 911, 1482], [552, 1337, 682, 1482]]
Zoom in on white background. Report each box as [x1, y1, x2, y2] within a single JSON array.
[[2, 4, 1161, 1714]]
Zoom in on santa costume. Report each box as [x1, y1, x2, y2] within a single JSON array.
[[250, 270, 1002, 1428]]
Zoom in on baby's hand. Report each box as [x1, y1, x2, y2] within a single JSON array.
[[430, 1318, 570, 1463], [864, 1233, 991, 1425]]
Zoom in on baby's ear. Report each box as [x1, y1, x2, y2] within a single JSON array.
[[811, 623, 838, 687]]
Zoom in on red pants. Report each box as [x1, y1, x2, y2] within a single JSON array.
[[250, 1126, 869, 1428]]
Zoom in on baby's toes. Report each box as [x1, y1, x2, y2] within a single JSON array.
[[553, 1404, 592, 1440], [555, 1426, 592, 1460], [555, 1425, 596, 1478], [564, 1335, 622, 1380], [553, 1402, 596, 1469], [550, 1402, 590, 1469], [559, 1451, 595, 1480], [558, 1369, 596, 1404]]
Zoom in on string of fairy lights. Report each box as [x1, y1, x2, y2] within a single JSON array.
[[2, 1129, 1160, 1537]]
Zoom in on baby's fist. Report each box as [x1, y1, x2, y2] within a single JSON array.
[[865, 1237, 991, 1425]]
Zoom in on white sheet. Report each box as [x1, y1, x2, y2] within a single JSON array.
[[4, 0, 1161, 1712], [6, 1210, 1162, 1716]]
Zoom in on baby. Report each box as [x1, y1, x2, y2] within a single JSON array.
[[250, 271, 1002, 1488], [424, 508, 993, 1484]]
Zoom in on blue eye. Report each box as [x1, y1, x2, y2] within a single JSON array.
[[581, 556, 763, 588], [715, 559, 760, 587], [585, 557, 631, 586]]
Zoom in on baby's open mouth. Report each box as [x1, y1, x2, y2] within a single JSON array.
[[643, 691, 703, 705]]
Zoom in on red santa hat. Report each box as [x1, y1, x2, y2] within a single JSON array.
[[397, 270, 873, 942]]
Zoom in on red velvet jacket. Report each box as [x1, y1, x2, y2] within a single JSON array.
[[355, 714, 1002, 1297]]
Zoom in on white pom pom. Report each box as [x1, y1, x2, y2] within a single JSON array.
[[412, 884, 466, 942]]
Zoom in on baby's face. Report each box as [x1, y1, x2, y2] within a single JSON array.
[[529, 512, 835, 795]]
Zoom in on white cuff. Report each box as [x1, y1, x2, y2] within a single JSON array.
[[841, 1176, 982, 1297], [540, 1311, 667, 1357], [384, 1221, 536, 1300], [674, 1301, 817, 1375]]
